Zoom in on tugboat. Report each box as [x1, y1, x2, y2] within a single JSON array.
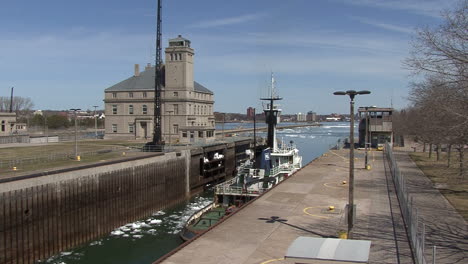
[[180, 73, 302, 241]]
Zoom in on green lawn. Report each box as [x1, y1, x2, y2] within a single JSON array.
[[0, 139, 149, 177]]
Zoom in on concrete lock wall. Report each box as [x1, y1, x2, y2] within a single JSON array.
[[0, 152, 188, 264], [0, 139, 251, 264]]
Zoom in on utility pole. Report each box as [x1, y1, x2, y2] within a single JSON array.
[[70, 108, 81, 160], [93, 105, 99, 139], [45, 115, 48, 144], [9, 87, 14, 113]]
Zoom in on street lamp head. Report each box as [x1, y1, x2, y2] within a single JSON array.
[[357, 90, 371, 95], [333, 91, 346, 95]]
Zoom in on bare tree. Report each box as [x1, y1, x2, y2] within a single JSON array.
[[0, 96, 34, 116], [404, 1, 467, 178], [404, 0, 468, 84]]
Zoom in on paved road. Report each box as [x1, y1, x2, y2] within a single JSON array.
[[157, 149, 414, 264]]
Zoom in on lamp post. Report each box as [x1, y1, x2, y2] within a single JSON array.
[[70, 108, 81, 160], [166, 110, 174, 148], [253, 108, 256, 160], [364, 107, 369, 169], [93, 105, 99, 139], [333, 90, 370, 238], [222, 113, 226, 139]]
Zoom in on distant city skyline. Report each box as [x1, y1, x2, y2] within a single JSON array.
[[0, 0, 459, 114]]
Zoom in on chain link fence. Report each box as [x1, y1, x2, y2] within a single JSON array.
[[385, 143, 436, 264]]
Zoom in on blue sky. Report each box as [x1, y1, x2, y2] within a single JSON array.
[[0, 0, 458, 114]]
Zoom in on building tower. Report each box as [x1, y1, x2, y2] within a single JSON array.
[[165, 35, 194, 91]]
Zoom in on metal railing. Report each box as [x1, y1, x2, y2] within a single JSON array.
[[214, 175, 269, 196], [385, 143, 436, 264]]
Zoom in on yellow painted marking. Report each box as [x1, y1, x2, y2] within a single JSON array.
[[303, 207, 330, 219], [329, 150, 348, 162], [260, 258, 285, 264]]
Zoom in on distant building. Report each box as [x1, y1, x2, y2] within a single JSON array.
[[306, 111, 316, 122], [104, 35, 215, 143], [0, 112, 26, 135], [296, 112, 306, 122], [358, 107, 393, 147], [246, 107, 255, 119]]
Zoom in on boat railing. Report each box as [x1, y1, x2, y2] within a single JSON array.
[[185, 202, 215, 226], [269, 163, 300, 176], [215, 176, 269, 196], [275, 144, 298, 154], [215, 184, 269, 196]]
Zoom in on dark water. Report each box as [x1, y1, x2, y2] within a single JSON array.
[[45, 122, 354, 264]]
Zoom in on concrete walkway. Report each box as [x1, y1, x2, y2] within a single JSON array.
[[157, 149, 413, 264], [394, 150, 467, 263]]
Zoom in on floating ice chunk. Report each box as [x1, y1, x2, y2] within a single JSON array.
[[131, 223, 142, 229], [61, 252, 72, 256], [140, 223, 150, 228], [150, 219, 162, 224], [131, 229, 141, 234], [133, 234, 143, 238], [120, 227, 130, 232], [154, 211, 165, 216], [123, 234, 130, 237], [111, 230, 125, 236], [89, 240, 103, 246]]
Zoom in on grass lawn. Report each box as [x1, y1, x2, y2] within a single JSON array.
[[409, 152, 468, 221], [0, 139, 149, 177]]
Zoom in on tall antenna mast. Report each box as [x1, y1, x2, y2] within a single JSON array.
[[261, 72, 282, 150], [10, 87, 14, 113], [152, 0, 164, 148]]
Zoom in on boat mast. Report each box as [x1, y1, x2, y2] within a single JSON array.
[[260, 72, 282, 151]]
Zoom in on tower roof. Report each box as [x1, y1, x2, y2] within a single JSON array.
[[169, 35, 191, 47], [104, 66, 212, 94]]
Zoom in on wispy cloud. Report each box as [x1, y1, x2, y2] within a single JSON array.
[[349, 16, 414, 34], [192, 30, 408, 55], [188, 13, 266, 28], [336, 0, 457, 18]]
